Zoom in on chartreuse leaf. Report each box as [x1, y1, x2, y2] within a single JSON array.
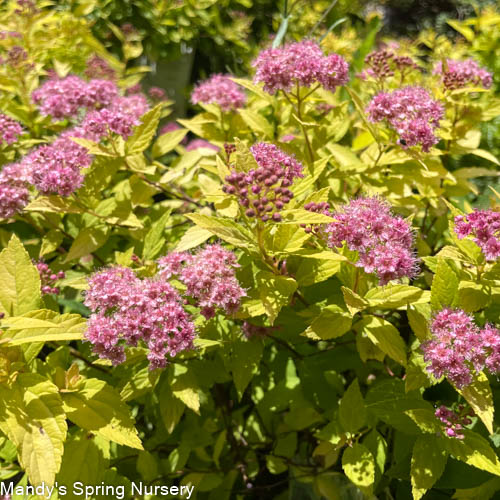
[[175, 225, 213, 252], [142, 209, 172, 260], [364, 285, 429, 309], [453, 478, 500, 499], [441, 431, 500, 476], [302, 305, 352, 340], [239, 109, 274, 139], [171, 364, 200, 414], [159, 378, 185, 434], [0, 235, 41, 317], [341, 287, 368, 315], [339, 379, 366, 433], [185, 213, 256, 250], [0, 373, 66, 486], [431, 259, 459, 310], [152, 128, 188, 158], [255, 271, 297, 324], [411, 435, 448, 500], [231, 336, 263, 400], [342, 443, 375, 495], [126, 103, 162, 154], [62, 378, 143, 449], [64, 226, 109, 263], [457, 372, 494, 434], [0, 309, 85, 346], [40, 229, 64, 257], [355, 315, 407, 366]]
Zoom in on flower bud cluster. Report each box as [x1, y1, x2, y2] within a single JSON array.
[[454, 209, 500, 261], [0, 114, 23, 146], [435, 405, 474, 439], [35, 260, 65, 295], [324, 197, 418, 285], [84, 267, 196, 369], [301, 201, 331, 234], [0, 163, 30, 219], [222, 142, 304, 222], [421, 308, 500, 389], [84, 55, 116, 80], [148, 87, 166, 101], [366, 86, 444, 152], [434, 58, 492, 90], [252, 40, 349, 95], [157, 244, 246, 320], [191, 74, 246, 112], [32, 75, 119, 120], [363, 50, 419, 81]]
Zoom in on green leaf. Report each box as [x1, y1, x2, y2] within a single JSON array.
[[279, 209, 334, 224], [341, 286, 368, 315], [0, 235, 41, 317], [441, 431, 500, 476], [339, 379, 366, 433], [142, 209, 172, 260], [152, 128, 188, 158], [126, 104, 162, 154], [171, 365, 200, 414], [342, 443, 375, 495], [457, 372, 494, 435], [62, 378, 143, 449], [365, 285, 429, 310], [458, 281, 491, 312], [355, 315, 407, 366], [239, 109, 274, 138], [185, 213, 256, 250], [411, 435, 448, 500], [1, 309, 85, 346], [431, 258, 459, 310], [231, 337, 263, 400], [302, 305, 352, 340], [159, 379, 185, 434], [175, 225, 213, 252], [40, 229, 64, 257], [0, 373, 66, 486], [64, 226, 109, 263], [255, 271, 297, 324]]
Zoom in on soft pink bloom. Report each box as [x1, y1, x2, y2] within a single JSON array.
[[84, 55, 116, 80], [252, 40, 349, 94], [454, 209, 500, 261], [0, 114, 23, 145], [324, 197, 418, 285], [434, 58, 492, 90], [435, 404, 474, 439], [366, 86, 444, 152], [185, 139, 219, 152], [0, 163, 30, 219], [191, 74, 246, 112], [148, 86, 166, 101], [81, 108, 139, 140], [109, 94, 149, 119], [222, 142, 304, 222]]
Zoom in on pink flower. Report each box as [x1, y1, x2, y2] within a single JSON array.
[[435, 404, 474, 439], [421, 308, 500, 388], [84, 55, 116, 80], [148, 86, 166, 101], [222, 142, 304, 222], [0, 114, 23, 145], [434, 58, 492, 90], [81, 108, 139, 140], [185, 139, 219, 152], [0, 163, 30, 219], [366, 86, 444, 152], [324, 197, 418, 285], [84, 267, 196, 369], [191, 74, 246, 112], [109, 94, 149, 120], [454, 209, 500, 261], [35, 260, 65, 295], [252, 40, 349, 94]]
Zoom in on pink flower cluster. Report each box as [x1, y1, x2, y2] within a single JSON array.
[[0, 114, 23, 146], [435, 404, 474, 439], [324, 197, 418, 285], [191, 74, 246, 112], [35, 260, 65, 295], [185, 139, 219, 152], [454, 209, 500, 261], [32, 75, 119, 119], [157, 244, 246, 319], [0, 163, 30, 219], [252, 40, 349, 94], [222, 142, 304, 222], [366, 86, 444, 152], [84, 267, 196, 369], [422, 308, 500, 388], [362, 50, 419, 80], [434, 58, 492, 90], [84, 55, 116, 80], [81, 108, 140, 140]]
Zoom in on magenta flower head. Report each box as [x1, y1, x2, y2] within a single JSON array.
[[222, 142, 304, 222], [435, 404, 474, 440], [366, 86, 444, 152], [81, 108, 140, 140], [185, 139, 219, 152], [434, 58, 492, 90], [0, 163, 30, 219], [84, 55, 116, 80], [324, 197, 418, 285], [109, 94, 149, 120], [35, 260, 65, 295], [0, 114, 23, 146], [84, 267, 196, 369], [421, 308, 500, 388], [191, 74, 246, 112], [158, 244, 246, 320], [454, 209, 500, 261], [252, 40, 349, 95], [362, 50, 419, 81]]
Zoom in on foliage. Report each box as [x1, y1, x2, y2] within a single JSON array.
[[1, 1, 500, 499]]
